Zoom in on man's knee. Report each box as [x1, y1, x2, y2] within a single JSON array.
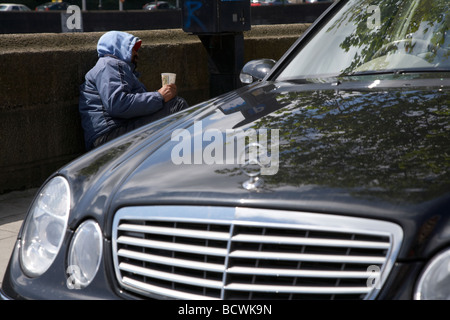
[[167, 96, 189, 114]]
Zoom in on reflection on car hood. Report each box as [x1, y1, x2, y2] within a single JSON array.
[[64, 77, 450, 222]]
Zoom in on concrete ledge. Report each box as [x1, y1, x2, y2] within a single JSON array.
[[0, 24, 309, 193]]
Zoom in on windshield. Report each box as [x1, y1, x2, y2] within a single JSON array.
[[276, 0, 450, 80]]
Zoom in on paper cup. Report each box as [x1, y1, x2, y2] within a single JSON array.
[[161, 73, 176, 86]]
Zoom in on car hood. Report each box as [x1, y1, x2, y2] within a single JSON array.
[[63, 76, 450, 256]]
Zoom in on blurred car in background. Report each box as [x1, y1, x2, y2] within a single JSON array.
[[0, 3, 31, 11], [264, 0, 289, 4], [251, 0, 289, 5], [35, 1, 69, 11], [142, 1, 176, 10]]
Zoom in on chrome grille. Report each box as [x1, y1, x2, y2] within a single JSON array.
[[112, 206, 403, 300]]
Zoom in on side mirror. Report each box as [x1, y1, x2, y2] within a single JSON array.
[[239, 59, 276, 84]]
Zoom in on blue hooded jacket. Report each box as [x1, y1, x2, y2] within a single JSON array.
[[79, 31, 164, 150]]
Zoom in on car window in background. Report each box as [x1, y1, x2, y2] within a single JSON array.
[[276, 0, 450, 80]]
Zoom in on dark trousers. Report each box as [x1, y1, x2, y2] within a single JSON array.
[[92, 96, 188, 149]]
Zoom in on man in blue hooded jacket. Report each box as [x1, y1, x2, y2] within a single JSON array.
[[79, 31, 188, 151]]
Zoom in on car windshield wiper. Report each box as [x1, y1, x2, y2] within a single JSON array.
[[340, 68, 450, 77]]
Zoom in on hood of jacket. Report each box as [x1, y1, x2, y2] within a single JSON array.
[[97, 31, 140, 63]]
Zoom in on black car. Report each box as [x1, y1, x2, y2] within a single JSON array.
[[2, 0, 450, 300]]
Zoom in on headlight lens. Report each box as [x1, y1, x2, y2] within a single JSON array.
[[67, 220, 103, 289], [20, 176, 70, 277], [414, 248, 450, 300]]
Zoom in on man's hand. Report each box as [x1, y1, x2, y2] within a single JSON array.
[[158, 84, 177, 102]]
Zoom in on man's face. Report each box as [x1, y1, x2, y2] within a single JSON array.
[[131, 48, 139, 67]]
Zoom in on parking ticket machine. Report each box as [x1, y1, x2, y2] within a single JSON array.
[[182, 0, 251, 34], [182, 0, 251, 97]]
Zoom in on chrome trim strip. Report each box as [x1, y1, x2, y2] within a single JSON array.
[[232, 234, 390, 249], [221, 222, 235, 300], [117, 236, 228, 256], [122, 277, 219, 300], [117, 249, 225, 273], [119, 263, 223, 289], [118, 224, 230, 241], [227, 266, 380, 279], [225, 283, 371, 295], [228, 250, 387, 264]]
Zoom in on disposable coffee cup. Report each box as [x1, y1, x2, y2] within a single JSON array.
[[161, 73, 176, 86]]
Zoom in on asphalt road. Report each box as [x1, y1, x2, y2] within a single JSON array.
[[0, 188, 36, 287]]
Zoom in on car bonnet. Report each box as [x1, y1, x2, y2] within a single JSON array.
[[109, 78, 450, 214]]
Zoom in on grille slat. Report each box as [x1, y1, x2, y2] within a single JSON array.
[[119, 263, 223, 289], [227, 266, 380, 279], [232, 234, 391, 249], [118, 224, 230, 241], [112, 206, 403, 300], [225, 283, 372, 295], [117, 236, 228, 257], [229, 250, 387, 264], [118, 249, 226, 272], [122, 277, 219, 300]]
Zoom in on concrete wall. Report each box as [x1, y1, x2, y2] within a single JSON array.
[[0, 24, 310, 193]]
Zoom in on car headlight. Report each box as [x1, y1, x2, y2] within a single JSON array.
[[20, 176, 70, 277], [67, 220, 103, 289], [414, 248, 450, 300]]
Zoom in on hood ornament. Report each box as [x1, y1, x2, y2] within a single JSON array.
[[239, 142, 266, 191]]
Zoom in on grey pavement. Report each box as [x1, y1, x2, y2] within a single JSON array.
[[0, 188, 37, 287]]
